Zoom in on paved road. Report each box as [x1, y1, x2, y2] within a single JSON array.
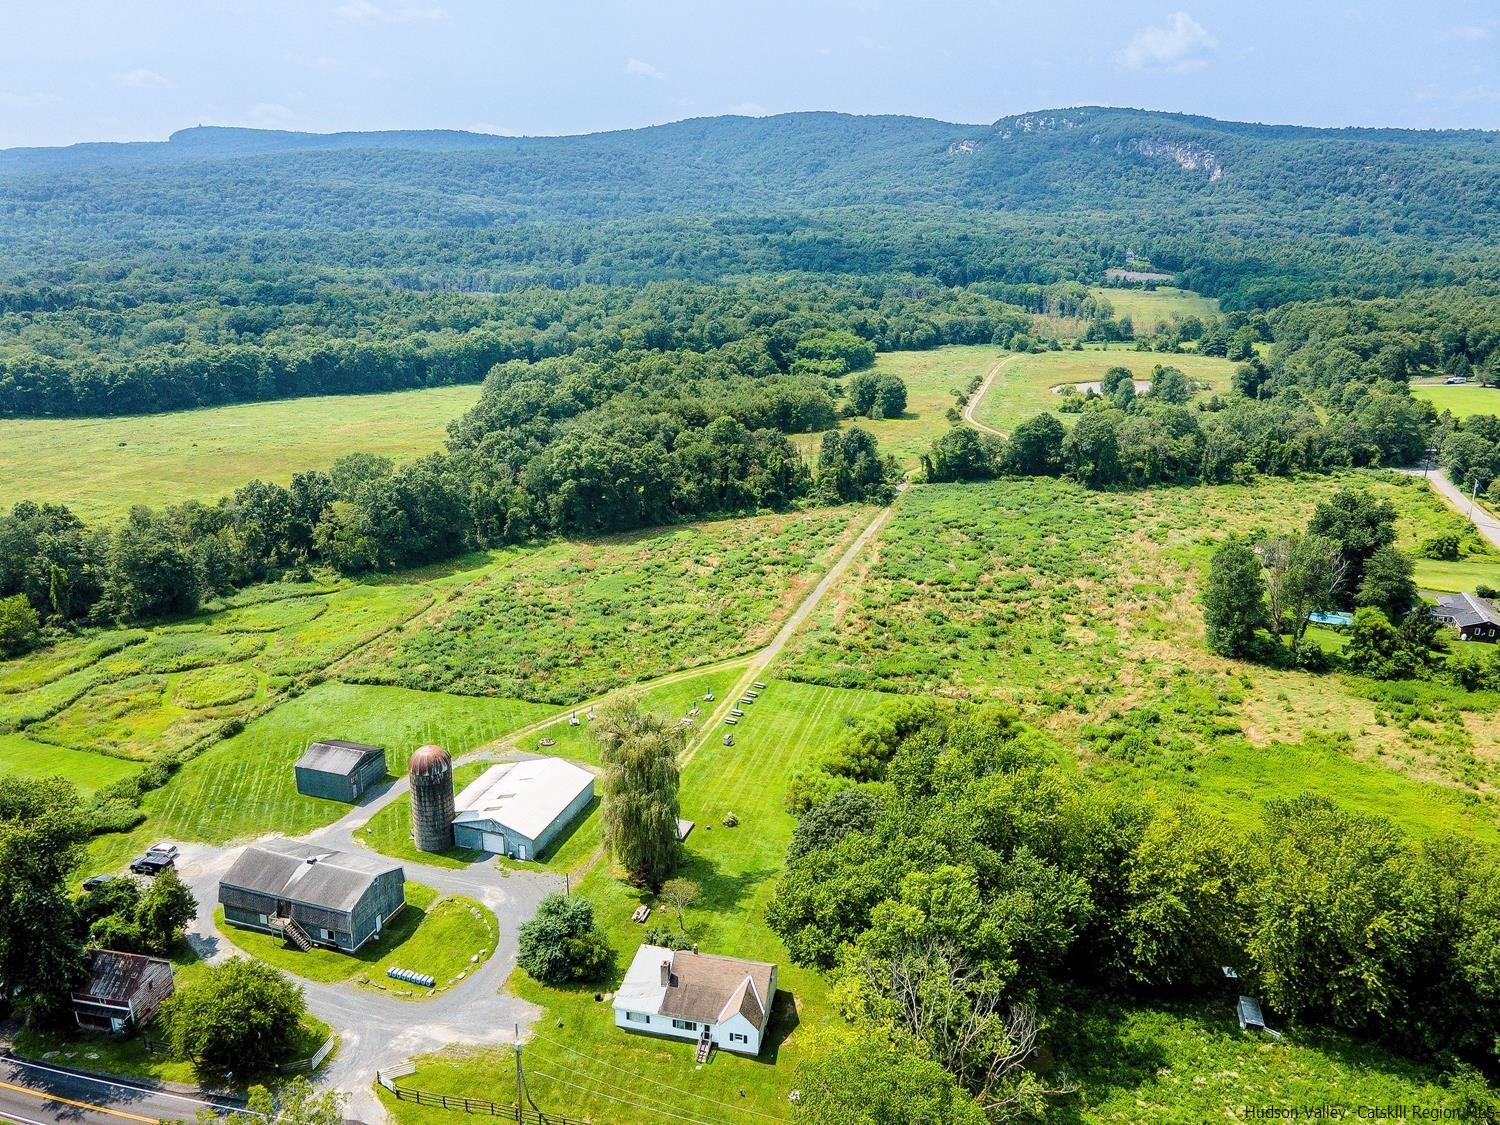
[[962, 353, 1020, 437], [0, 1056, 247, 1124], [1405, 467, 1500, 551]]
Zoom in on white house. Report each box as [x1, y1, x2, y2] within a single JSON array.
[[613, 944, 777, 1056], [451, 757, 594, 860]]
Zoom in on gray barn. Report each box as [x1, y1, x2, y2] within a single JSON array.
[[219, 839, 405, 953], [294, 740, 387, 803]]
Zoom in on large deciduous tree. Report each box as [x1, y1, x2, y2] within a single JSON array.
[[1203, 538, 1267, 658], [596, 694, 686, 890], [169, 958, 307, 1075]]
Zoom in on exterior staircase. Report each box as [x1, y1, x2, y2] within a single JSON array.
[[273, 915, 314, 951], [695, 1029, 714, 1063]]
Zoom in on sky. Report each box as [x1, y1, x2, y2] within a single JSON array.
[[0, 1, 1497, 149]]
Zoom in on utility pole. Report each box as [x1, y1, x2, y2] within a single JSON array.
[[515, 1024, 524, 1122]]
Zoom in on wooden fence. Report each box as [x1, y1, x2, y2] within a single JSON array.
[[377, 1072, 586, 1124]]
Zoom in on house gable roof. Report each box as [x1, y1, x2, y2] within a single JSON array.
[[75, 949, 170, 1004], [615, 944, 775, 1033], [1435, 592, 1500, 629]]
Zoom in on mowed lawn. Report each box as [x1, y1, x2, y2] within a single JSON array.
[[87, 683, 554, 874], [0, 732, 140, 795], [972, 345, 1238, 434], [1411, 381, 1500, 419], [0, 384, 481, 521], [216, 883, 497, 999], [381, 679, 891, 1125], [793, 345, 1007, 469]]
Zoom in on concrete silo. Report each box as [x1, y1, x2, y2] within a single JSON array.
[[409, 743, 455, 852]]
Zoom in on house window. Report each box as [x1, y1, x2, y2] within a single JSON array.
[[729, 1033, 748, 1044], [671, 1019, 698, 1031], [625, 1012, 650, 1024]]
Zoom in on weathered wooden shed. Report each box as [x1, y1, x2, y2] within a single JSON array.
[[71, 949, 175, 1033], [294, 740, 387, 803]]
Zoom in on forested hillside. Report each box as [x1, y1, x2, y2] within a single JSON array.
[[2, 107, 1496, 299]]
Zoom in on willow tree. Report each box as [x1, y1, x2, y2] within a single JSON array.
[[595, 694, 686, 890]]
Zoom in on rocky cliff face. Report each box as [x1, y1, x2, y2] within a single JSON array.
[[1118, 137, 1224, 180]]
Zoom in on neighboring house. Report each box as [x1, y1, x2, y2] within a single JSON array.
[[452, 757, 595, 860], [613, 944, 777, 1056], [71, 949, 174, 1033], [294, 740, 387, 802], [1431, 592, 1500, 642], [219, 839, 405, 952]]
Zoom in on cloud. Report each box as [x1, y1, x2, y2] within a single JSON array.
[[625, 57, 666, 80], [336, 1, 446, 22], [1118, 12, 1217, 73], [117, 68, 171, 89]]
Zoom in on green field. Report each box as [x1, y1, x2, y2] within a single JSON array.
[[1411, 381, 1500, 419], [345, 508, 872, 703], [381, 678, 890, 1125], [216, 883, 496, 998], [792, 345, 1005, 469], [89, 684, 555, 873], [0, 732, 140, 794], [1090, 285, 1221, 331], [776, 475, 1500, 833], [0, 384, 481, 521], [972, 346, 1238, 434]]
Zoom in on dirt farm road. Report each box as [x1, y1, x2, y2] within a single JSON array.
[[962, 353, 1021, 437]]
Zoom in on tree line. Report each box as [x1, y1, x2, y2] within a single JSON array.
[[770, 701, 1500, 1119], [0, 273, 1027, 417], [0, 330, 908, 649]]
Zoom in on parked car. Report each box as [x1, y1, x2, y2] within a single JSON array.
[[81, 874, 118, 892], [129, 842, 179, 876]]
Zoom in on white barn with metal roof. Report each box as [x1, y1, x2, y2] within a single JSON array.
[[451, 757, 595, 860]]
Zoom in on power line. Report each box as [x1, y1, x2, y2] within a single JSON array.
[[528, 1033, 782, 1122], [524, 1065, 719, 1125]]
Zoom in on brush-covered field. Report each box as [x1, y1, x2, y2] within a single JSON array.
[[776, 474, 1500, 840], [973, 346, 1239, 435], [343, 508, 874, 703], [0, 384, 481, 521]]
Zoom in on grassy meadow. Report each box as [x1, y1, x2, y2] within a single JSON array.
[[776, 474, 1500, 838], [972, 346, 1238, 434], [791, 345, 1005, 469], [0, 384, 481, 521], [1028, 287, 1220, 338], [1411, 381, 1500, 419]]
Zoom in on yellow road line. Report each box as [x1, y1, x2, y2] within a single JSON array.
[[0, 1079, 158, 1124]]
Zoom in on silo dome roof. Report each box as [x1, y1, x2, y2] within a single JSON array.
[[408, 743, 452, 777]]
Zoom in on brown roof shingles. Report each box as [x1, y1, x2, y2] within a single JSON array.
[[657, 951, 774, 1031]]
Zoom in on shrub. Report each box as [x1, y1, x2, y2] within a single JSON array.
[[643, 926, 691, 951], [516, 894, 612, 984], [1421, 534, 1462, 561], [169, 958, 306, 1075], [0, 595, 41, 657]]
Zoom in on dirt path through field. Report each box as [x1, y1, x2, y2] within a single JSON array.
[[962, 353, 1021, 436]]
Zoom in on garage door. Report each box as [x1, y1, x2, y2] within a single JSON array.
[[482, 832, 506, 853]]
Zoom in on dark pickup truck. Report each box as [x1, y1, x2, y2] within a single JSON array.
[[128, 842, 179, 876]]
